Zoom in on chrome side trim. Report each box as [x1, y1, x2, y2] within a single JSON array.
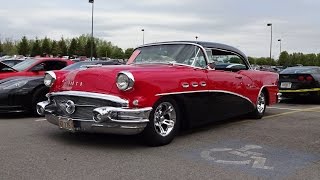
[[156, 90, 254, 106], [48, 91, 129, 107], [257, 85, 278, 105]]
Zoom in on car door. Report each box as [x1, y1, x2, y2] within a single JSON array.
[[205, 51, 254, 122]]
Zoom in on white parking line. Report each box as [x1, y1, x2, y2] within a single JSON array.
[[35, 119, 47, 122], [268, 107, 302, 111]]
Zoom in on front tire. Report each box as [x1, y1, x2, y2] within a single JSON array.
[[250, 90, 267, 119], [142, 98, 181, 146]]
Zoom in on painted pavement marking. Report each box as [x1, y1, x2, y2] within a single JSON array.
[[264, 106, 320, 119], [200, 145, 274, 170], [35, 119, 47, 122]]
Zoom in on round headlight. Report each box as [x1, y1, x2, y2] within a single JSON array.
[[116, 71, 134, 91], [44, 71, 56, 87]]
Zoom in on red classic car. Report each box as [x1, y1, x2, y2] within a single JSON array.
[[38, 41, 280, 146], [0, 58, 74, 80]]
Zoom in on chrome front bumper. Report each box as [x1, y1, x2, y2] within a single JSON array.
[[37, 91, 152, 135]]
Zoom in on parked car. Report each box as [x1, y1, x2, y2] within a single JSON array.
[[38, 41, 279, 146], [0, 60, 123, 115], [0, 59, 24, 67], [0, 58, 74, 80], [279, 66, 320, 99]]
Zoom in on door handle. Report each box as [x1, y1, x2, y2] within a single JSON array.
[[235, 75, 242, 79]]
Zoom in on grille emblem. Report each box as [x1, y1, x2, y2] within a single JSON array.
[[65, 100, 76, 114]]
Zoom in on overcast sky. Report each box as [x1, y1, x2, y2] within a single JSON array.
[[1, 0, 319, 57]]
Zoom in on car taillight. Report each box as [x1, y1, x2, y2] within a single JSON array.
[[298, 76, 304, 81], [306, 76, 313, 81]]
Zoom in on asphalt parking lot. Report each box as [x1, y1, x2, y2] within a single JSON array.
[[0, 101, 319, 180]]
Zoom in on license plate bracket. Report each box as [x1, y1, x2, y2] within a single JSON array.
[[280, 82, 292, 89], [58, 117, 74, 131]]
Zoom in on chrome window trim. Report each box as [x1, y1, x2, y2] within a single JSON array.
[[205, 47, 252, 70], [48, 91, 129, 106], [156, 90, 254, 106]]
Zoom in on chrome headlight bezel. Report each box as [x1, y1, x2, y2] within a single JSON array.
[[44, 71, 56, 87], [116, 71, 135, 91]]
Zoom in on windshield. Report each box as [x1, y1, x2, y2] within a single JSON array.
[[281, 67, 320, 74], [12, 59, 38, 71], [129, 44, 207, 68], [62, 61, 97, 70]]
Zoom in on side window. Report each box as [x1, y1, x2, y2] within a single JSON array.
[[43, 61, 67, 71], [208, 49, 248, 71]]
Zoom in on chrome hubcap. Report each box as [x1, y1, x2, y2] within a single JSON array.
[[257, 92, 266, 113], [153, 102, 176, 137]]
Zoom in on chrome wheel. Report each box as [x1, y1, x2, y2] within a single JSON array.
[[153, 102, 176, 137], [257, 92, 266, 114]]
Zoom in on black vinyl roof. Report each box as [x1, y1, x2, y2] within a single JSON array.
[[141, 41, 247, 60]]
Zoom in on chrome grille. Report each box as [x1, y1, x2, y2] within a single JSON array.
[[51, 95, 123, 120]]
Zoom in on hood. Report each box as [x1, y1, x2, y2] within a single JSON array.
[[56, 64, 192, 94], [0, 61, 17, 73]]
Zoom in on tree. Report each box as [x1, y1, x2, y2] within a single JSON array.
[[0, 40, 3, 56], [68, 38, 79, 57], [2, 38, 17, 55], [124, 48, 134, 59], [85, 38, 97, 58], [41, 37, 51, 55], [278, 51, 290, 66], [111, 46, 124, 59], [58, 37, 68, 56], [31, 39, 42, 57], [51, 40, 59, 56], [17, 36, 30, 56]]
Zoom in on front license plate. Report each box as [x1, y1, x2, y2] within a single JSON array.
[[280, 82, 292, 88], [58, 117, 74, 131]]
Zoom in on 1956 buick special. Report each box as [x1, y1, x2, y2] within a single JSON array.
[[38, 41, 280, 146]]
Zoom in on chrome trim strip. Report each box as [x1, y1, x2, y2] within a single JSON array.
[[49, 91, 129, 106], [156, 90, 254, 106], [257, 85, 278, 105]]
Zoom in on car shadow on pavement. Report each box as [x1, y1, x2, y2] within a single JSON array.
[[280, 98, 320, 105], [48, 131, 145, 148], [0, 112, 35, 119]]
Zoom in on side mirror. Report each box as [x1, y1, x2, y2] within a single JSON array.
[[31, 63, 45, 72]]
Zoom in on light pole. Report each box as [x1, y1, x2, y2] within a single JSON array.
[[195, 36, 198, 41], [141, 29, 145, 45], [267, 23, 272, 61], [89, 0, 94, 60], [278, 39, 282, 55]]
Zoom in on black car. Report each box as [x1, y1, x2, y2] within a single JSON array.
[[279, 66, 320, 99], [0, 60, 123, 115]]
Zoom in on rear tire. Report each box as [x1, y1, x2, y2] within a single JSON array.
[[31, 86, 49, 116], [142, 97, 181, 146], [250, 90, 267, 119]]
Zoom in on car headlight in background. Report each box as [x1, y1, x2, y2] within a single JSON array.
[[44, 71, 56, 87], [116, 71, 135, 91]]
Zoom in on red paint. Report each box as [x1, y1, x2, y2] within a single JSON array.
[[51, 64, 279, 108], [0, 58, 73, 80]]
